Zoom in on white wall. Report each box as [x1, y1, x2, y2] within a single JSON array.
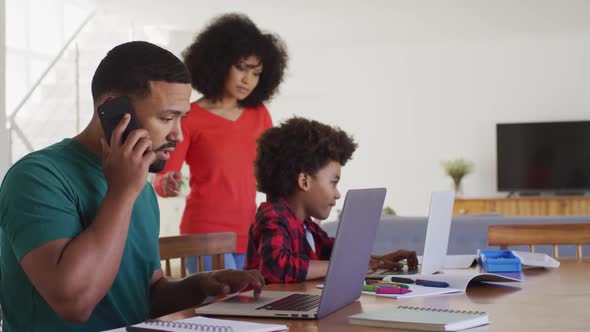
[[95, 0, 590, 217], [270, 1, 590, 216]]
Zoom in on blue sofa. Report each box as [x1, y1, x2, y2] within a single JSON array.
[[321, 215, 590, 257]]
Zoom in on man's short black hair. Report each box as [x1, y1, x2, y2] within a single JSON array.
[[183, 13, 288, 108], [91, 41, 191, 102], [255, 117, 358, 201]]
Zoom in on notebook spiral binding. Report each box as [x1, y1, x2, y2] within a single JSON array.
[[145, 320, 234, 332], [397, 306, 486, 316]]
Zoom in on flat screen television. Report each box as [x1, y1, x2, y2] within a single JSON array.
[[496, 121, 590, 193]]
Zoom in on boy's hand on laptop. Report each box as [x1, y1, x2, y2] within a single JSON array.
[[202, 269, 265, 300], [369, 250, 418, 270]]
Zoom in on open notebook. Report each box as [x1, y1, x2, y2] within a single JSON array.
[[102, 316, 288, 332], [349, 306, 489, 331], [365, 270, 522, 299], [512, 251, 560, 268]]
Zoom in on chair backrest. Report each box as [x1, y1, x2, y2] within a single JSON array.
[[487, 223, 590, 260], [159, 232, 237, 277]]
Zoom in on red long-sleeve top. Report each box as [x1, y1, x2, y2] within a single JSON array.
[[153, 102, 272, 253]]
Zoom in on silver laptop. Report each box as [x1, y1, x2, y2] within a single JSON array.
[[366, 191, 455, 277], [194, 188, 387, 319]]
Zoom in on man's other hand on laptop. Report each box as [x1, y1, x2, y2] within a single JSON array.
[[369, 250, 418, 270], [202, 269, 265, 300]]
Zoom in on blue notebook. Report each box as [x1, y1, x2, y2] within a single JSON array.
[[349, 306, 489, 331]]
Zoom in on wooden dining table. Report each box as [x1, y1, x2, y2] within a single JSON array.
[[161, 259, 590, 331]]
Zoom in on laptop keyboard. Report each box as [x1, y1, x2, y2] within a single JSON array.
[[256, 294, 321, 311]]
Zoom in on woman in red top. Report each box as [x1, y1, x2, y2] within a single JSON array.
[[153, 13, 288, 273]]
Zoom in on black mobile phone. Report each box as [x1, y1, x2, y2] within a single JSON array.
[[97, 96, 141, 145]]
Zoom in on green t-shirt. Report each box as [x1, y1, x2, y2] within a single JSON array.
[[0, 139, 161, 332]]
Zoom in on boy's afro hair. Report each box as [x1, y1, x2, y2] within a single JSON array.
[[255, 117, 357, 201]]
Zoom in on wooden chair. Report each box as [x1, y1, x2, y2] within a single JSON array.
[[159, 232, 237, 277], [487, 223, 590, 260]]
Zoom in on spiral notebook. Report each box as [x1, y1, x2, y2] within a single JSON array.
[[103, 316, 288, 332], [349, 306, 489, 331]]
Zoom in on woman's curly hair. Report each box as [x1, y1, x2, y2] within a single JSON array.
[[255, 117, 358, 201], [183, 13, 288, 107]]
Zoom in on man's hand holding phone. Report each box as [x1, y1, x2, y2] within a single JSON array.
[[101, 114, 156, 200]]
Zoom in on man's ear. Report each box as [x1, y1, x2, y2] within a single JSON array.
[[297, 172, 310, 192]]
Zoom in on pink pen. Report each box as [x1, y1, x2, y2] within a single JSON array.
[[376, 287, 412, 295]]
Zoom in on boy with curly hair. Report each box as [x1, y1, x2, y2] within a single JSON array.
[[245, 117, 417, 283]]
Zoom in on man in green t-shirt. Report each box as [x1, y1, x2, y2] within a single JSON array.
[[0, 41, 264, 332]]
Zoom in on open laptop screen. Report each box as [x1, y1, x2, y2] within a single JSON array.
[[317, 188, 387, 318]]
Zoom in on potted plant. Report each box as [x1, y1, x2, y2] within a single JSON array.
[[442, 158, 474, 195], [382, 206, 396, 215]]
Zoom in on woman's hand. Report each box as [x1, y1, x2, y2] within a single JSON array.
[[162, 171, 183, 197]]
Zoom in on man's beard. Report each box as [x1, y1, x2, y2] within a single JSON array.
[[148, 141, 176, 173], [149, 159, 166, 173]]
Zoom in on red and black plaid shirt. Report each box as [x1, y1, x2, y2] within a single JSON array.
[[245, 198, 335, 283]]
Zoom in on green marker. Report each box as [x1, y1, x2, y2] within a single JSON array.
[[378, 281, 410, 289], [362, 285, 378, 292]]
